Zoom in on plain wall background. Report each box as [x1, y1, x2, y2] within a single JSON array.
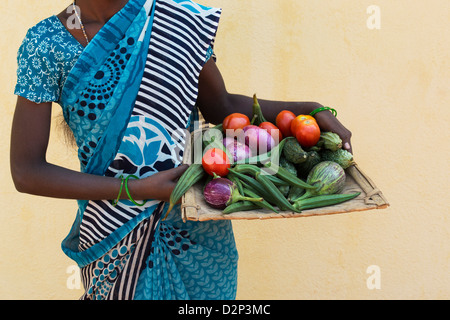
[[1, 0, 448, 299]]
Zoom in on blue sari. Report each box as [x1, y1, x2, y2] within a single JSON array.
[[60, 0, 238, 300]]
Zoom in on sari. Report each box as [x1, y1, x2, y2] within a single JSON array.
[[59, 0, 238, 300]]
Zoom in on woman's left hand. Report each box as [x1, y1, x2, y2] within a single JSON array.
[[197, 59, 354, 154], [313, 110, 353, 154]]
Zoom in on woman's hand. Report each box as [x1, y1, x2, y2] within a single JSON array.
[[132, 164, 189, 203], [10, 96, 190, 202], [313, 110, 353, 154], [197, 59, 354, 154]]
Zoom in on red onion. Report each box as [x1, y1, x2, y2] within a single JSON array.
[[223, 138, 253, 163], [243, 125, 276, 155]]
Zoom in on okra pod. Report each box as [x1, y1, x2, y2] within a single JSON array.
[[228, 169, 278, 205], [250, 94, 268, 126], [223, 201, 260, 214], [228, 174, 245, 196], [234, 164, 290, 186], [264, 162, 316, 190], [293, 192, 361, 211], [243, 188, 279, 213], [288, 186, 306, 203], [255, 172, 302, 213], [165, 164, 206, 219]]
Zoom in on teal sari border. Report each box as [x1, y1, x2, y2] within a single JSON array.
[[61, 0, 146, 104], [84, 2, 156, 177], [64, 202, 162, 268], [61, 0, 158, 267]]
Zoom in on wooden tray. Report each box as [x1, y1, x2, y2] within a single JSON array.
[[181, 131, 389, 222]]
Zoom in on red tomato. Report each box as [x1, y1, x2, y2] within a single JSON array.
[[202, 148, 231, 177], [259, 122, 283, 142], [223, 113, 251, 131], [290, 114, 317, 136], [275, 110, 296, 138], [294, 119, 321, 148]]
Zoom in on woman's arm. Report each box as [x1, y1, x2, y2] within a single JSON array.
[[10, 97, 187, 202], [197, 59, 353, 153]]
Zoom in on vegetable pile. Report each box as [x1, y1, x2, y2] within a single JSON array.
[[164, 95, 359, 219]]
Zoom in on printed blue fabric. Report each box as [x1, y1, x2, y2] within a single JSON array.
[[14, 0, 238, 300], [14, 16, 83, 104], [134, 206, 238, 300]]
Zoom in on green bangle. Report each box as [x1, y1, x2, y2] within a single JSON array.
[[310, 106, 337, 117], [125, 175, 148, 207], [112, 175, 125, 207]]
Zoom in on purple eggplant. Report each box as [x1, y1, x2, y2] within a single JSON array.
[[203, 177, 263, 209]]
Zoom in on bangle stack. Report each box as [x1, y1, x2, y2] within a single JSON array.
[[310, 106, 338, 117], [113, 175, 147, 207]]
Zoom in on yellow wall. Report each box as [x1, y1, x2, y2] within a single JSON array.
[[1, 0, 448, 300]]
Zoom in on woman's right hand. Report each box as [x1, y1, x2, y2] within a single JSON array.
[[132, 164, 189, 203]]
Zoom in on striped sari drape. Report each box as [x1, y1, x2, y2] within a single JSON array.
[[60, 0, 238, 300]]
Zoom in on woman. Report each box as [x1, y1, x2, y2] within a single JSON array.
[[11, 0, 352, 300]]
